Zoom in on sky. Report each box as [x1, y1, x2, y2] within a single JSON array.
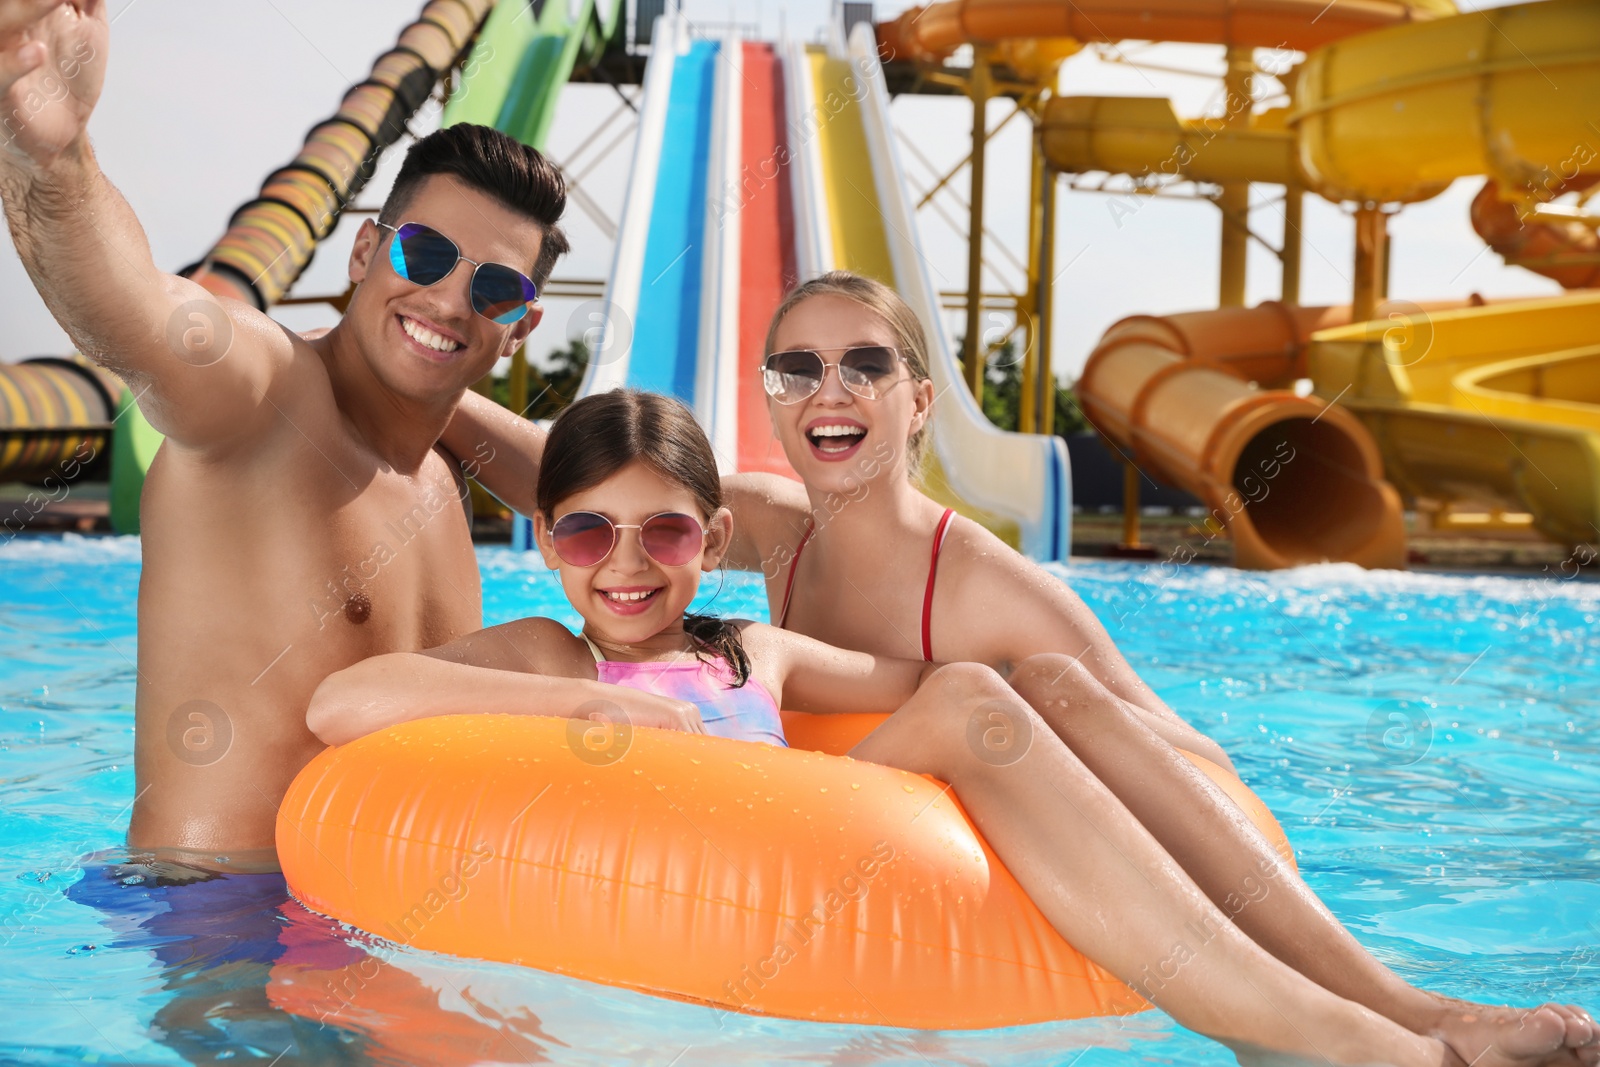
[[0, 0, 1558, 382]]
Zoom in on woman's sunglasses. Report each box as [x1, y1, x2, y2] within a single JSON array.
[[549, 511, 709, 568], [376, 221, 538, 325], [762, 345, 904, 405]]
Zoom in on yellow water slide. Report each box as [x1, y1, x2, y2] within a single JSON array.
[[785, 33, 1073, 558], [883, 0, 1600, 562], [878, 0, 1452, 567], [1293, 0, 1600, 544], [1309, 293, 1600, 543]]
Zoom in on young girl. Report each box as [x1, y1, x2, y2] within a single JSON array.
[[310, 390, 1588, 1067]]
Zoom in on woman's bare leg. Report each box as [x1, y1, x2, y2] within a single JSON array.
[[849, 664, 1453, 1067], [1006, 653, 1597, 1067]]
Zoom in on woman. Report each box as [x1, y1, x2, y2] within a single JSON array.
[[719, 271, 1595, 1066]]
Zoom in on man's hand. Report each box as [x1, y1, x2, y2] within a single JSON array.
[[0, 0, 284, 452], [0, 0, 106, 174]]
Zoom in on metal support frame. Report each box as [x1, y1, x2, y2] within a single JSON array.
[[548, 90, 641, 239], [1036, 156, 1057, 435], [961, 51, 994, 399], [1282, 181, 1303, 305], [1216, 45, 1253, 308], [1021, 132, 1046, 434], [1352, 204, 1390, 323], [898, 128, 1030, 288]]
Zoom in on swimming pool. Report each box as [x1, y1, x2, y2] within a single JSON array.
[[2, 535, 1595, 1065]]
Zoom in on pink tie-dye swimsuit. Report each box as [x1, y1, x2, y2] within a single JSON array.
[[581, 632, 788, 747]]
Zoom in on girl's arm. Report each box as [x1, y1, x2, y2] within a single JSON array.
[[742, 623, 938, 715], [308, 618, 703, 745]]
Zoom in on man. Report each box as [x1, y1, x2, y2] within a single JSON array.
[[0, 0, 687, 874]]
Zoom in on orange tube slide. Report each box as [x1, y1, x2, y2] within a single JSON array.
[[877, 0, 1454, 65], [1076, 302, 1419, 569], [1471, 178, 1600, 291], [278, 711, 1293, 1029]]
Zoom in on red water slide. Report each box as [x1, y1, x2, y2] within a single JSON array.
[[734, 42, 800, 479]]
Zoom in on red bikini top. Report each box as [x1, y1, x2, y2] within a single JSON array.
[[776, 508, 956, 663]]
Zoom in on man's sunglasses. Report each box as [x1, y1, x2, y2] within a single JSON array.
[[376, 221, 538, 325], [549, 511, 709, 568], [762, 345, 904, 405]]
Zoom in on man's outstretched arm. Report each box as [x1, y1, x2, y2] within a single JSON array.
[[438, 388, 547, 517], [1, 0, 286, 448]]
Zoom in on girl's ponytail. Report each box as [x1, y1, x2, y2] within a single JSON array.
[[684, 614, 752, 688]]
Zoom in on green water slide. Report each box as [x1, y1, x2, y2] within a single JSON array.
[[446, 0, 620, 147]]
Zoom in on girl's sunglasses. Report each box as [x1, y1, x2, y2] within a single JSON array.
[[376, 221, 538, 325], [549, 511, 709, 568], [762, 345, 904, 405]]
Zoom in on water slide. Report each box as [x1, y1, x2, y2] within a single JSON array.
[[581, 15, 1072, 560], [1290, 0, 1600, 545], [899, 0, 1599, 564], [0, 358, 123, 489], [1309, 293, 1600, 544]]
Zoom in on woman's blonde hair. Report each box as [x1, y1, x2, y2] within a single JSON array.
[[763, 271, 933, 475]]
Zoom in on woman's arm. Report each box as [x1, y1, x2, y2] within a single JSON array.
[[743, 623, 936, 715], [437, 389, 547, 518], [307, 617, 702, 745], [720, 473, 811, 576]]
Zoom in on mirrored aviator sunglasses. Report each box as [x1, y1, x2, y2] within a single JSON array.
[[761, 345, 903, 405], [549, 511, 709, 568], [378, 221, 538, 324]]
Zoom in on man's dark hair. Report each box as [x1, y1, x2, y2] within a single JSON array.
[[379, 124, 570, 289]]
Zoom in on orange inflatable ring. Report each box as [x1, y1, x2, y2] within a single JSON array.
[[277, 710, 1294, 1029]]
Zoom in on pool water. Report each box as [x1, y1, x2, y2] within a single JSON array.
[[2, 536, 1596, 1065]]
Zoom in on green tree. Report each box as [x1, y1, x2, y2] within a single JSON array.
[[490, 338, 589, 421], [967, 336, 1089, 438]]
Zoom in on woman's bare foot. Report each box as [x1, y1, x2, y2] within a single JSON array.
[[1422, 999, 1600, 1067], [1229, 1033, 1456, 1067]]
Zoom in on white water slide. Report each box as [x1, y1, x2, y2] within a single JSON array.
[[570, 15, 1071, 560]]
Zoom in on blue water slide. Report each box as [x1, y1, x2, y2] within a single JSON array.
[[627, 40, 718, 402], [527, 22, 721, 547]]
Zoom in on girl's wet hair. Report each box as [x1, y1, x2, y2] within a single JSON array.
[[538, 390, 751, 686], [763, 270, 933, 476]]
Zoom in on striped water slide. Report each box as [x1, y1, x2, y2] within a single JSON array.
[[578, 20, 757, 472], [580, 17, 1069, 559], [777, 25, 1072, 560]]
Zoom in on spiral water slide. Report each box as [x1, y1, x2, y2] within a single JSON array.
[[1291, 0, 1600, 545], [0, 1, 475, 502], [583, 15, 1072, 559], [888, 0, 1598, 563]]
